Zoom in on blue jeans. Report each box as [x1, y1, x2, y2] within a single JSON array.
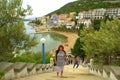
[[73, 62, 79, 68]]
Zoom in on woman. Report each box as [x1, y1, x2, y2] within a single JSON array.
[[54, 45, 66, 77], [73, 55, 79, 68]]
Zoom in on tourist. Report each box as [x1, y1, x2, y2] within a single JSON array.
[[73, 55, 79, 68], [68, 55, 73, 65], [69, 55, 73, 64], [54, 45, 66, 77], [50, 57, 54, 65], [89, 58, 93, 67]]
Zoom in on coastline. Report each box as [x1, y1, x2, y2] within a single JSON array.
[[51, 31, 78, 53], [28, 23, 78, 53]]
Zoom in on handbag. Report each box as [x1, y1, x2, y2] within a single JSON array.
[[54, 63, 56, 66]]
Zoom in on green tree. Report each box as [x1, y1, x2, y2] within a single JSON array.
[[80, 18, 120, 65], [71, 38, 86, 62], [71, 24, 86, 62], [93, 19, 101, 31], [0, 0, 37, 61]]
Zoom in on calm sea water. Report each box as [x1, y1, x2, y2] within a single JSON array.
[[24, 22, 67, 52]]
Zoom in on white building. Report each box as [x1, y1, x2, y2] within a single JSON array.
[[77, 18, 91, 27], [78, 10, 92, 19], [92, 8, 106, 19], [66, 21, 75, 29], [106, 8, 118, 17], [117, 8, 120, 18]]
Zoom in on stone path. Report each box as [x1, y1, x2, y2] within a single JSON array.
[[14, 65, 111, 80]]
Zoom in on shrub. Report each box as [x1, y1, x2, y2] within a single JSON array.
[[0, 71, 5, 79], [10, 51, 53, 64]]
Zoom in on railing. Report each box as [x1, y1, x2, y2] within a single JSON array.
[[88, 65, 120, 80], [0, 62, 54, 80]]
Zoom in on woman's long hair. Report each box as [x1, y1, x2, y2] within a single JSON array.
[[57, 45, 64, 51], [74, 55, 78, 58]]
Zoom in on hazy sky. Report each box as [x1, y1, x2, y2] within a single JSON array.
[[23, 0, 76, 18]]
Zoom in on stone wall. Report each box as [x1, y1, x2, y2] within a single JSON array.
[[0, 62, 54, 80], [89, 65, 120, 80]]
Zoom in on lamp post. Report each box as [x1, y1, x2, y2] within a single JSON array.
[[40, 38, 46, 64]]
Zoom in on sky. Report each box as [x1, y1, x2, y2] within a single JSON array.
[[22, 0, 76, 18]]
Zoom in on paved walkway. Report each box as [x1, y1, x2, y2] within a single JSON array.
[[14, 65, 110, 80]]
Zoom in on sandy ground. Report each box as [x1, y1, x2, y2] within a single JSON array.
[[51, 31, 78, 53], [14, 65, 110, 80]]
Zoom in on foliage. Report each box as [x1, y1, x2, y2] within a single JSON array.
[[116, 59, 120, 66], [71, 38, 86, 62], [71, 24, 86, 62], [0, 71, 5, 79], [0, 0, 37, 61], [31, 19, 43, 25], [11, 51, 53, 64], [92, 15, 114, 31], [80, 18, 120, 65], [93, 19, 101, 31], [48, 0, 120, 16]]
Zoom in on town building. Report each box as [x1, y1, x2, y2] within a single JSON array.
[[117, 8, 120, 18], [58, 14, 68, 25], [66, 21, 75, 29], [92, 8, 106, 19], [38, 16, 46, 24], [51, 14, 59, 24], [77, 18, 91, 27], [78, 10, 92, 19], [106, 8, 118, 17], [69, 12, 76, 19]]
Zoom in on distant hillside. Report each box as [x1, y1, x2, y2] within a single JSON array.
[[47, 0, 120, 16]]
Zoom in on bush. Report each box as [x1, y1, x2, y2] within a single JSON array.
[[80, 18, 120, 65], [0, 71, 5, 79], [10, 51, 53, 64], [116, 59, 120, 66]]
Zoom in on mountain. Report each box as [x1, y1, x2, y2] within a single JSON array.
[[47, 0, 120, 16]]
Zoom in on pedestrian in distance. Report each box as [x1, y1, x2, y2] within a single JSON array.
[[54, 45, 66, 77], [73, 55, 79, 68]]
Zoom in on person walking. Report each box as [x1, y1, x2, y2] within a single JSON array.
[[54, 45, 66, 77], [73, 55, 79, 68]]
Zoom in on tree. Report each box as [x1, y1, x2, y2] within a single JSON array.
[[93, 19, 101, 31], [80, 18, 120, 65], [71, 38, 86, 62], [71, 24, 86, 62], [0, 0, 37, 61]]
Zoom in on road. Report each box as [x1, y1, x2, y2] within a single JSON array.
[[14, 65, 110, 80]]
